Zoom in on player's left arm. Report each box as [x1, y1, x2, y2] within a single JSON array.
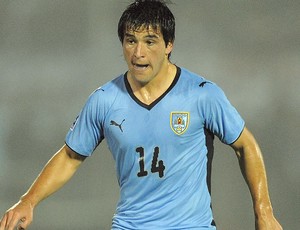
[[230, 127, 282, 230]]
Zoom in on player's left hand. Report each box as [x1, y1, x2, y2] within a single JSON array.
[[255, 214, 282, 230]]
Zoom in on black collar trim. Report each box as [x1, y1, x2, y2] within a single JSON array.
[[124, 66, 181, 110]]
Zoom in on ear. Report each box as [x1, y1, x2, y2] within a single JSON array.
[[165, 42, 174, 56]]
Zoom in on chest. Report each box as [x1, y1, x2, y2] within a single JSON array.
[[103, 91, 206, 152]]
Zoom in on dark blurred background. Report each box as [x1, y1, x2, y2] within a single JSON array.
[[0, 1, 299, 229]]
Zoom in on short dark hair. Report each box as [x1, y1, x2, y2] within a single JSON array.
[[118, 0, 175, 47]]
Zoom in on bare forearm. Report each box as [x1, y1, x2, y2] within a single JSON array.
[[237, 143, 273, 216], [231, 127, 282, 229], [20, 145, 83, 207]]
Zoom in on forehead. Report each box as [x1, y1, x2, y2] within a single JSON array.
[[125, 25, 162, 37]]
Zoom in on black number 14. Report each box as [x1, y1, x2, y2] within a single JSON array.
[[136, 146, 165, 178]]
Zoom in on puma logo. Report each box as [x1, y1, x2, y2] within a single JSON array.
[[199, 81, 212, 87], [110, 119, 125, 132]]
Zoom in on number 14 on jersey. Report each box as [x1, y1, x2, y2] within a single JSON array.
[[136, 146, 165, 178]]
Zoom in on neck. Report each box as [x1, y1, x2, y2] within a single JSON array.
[[128, 63, 177, 105]]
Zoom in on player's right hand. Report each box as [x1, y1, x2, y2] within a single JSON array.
[[0, 200, 33, 230]]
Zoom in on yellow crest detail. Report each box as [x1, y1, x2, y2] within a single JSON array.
[[170, 112, 190, 135]]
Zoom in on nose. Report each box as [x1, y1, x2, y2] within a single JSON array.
[[134, 42, 145, 58]]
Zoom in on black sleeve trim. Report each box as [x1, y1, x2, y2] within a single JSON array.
[[228, 124, 245, 145], [65, 142, 89, 158]]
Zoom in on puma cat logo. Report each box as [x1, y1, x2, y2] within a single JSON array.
[[199, 81, 212, 87], [110, 119, 125, 132]]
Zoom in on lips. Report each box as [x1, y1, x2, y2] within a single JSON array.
[[133, 63, 149, 70]]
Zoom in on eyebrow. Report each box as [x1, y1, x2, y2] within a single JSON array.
[[124, 33, 160, 39]]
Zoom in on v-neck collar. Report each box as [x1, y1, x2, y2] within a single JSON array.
[[124, 66, 181, 110]]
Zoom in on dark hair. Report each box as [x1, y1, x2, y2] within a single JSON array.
[[118, 0, 175, 47]]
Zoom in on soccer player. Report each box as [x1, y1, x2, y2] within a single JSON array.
[[0, 0, 282, 229]]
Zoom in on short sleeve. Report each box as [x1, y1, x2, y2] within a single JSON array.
[[202, 83, 245, 145], [65, 89, 105, 156]]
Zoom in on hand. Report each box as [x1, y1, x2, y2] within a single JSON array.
[[0, 200, 33, 230], [255, 214, 282, 230]]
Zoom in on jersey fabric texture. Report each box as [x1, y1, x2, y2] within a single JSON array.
[[65, 67, 245, 230]]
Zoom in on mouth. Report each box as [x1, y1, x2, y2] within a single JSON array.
[[132, 63, 149, 71]]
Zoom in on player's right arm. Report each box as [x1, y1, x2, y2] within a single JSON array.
[[0, 144, 86, 230]]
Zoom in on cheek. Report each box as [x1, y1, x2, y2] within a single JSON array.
[[151, 51, 168, 64], [123, 49, 132, 62]]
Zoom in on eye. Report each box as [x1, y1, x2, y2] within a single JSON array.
[[146, 40, 155, 46], [125, 38, 136, 45]]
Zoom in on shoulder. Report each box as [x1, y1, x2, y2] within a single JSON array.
[[178, 67, 225, 99], [87, 74, 125, 102], [79, 74, 126, 116], [99, 74, 125, 92]]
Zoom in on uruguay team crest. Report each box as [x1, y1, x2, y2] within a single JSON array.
[[170, 112, 190, 135]]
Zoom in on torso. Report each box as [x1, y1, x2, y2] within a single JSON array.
[[66, 66, 244, 229]]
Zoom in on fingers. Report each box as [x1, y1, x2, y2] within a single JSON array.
[[0, 211, 13, 230], [0, 211, 28, 230], [3, 213, 17, 230], [0, 214, 8, 230]]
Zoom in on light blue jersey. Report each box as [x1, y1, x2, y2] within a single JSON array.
[[66, 67, 245, 229]]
